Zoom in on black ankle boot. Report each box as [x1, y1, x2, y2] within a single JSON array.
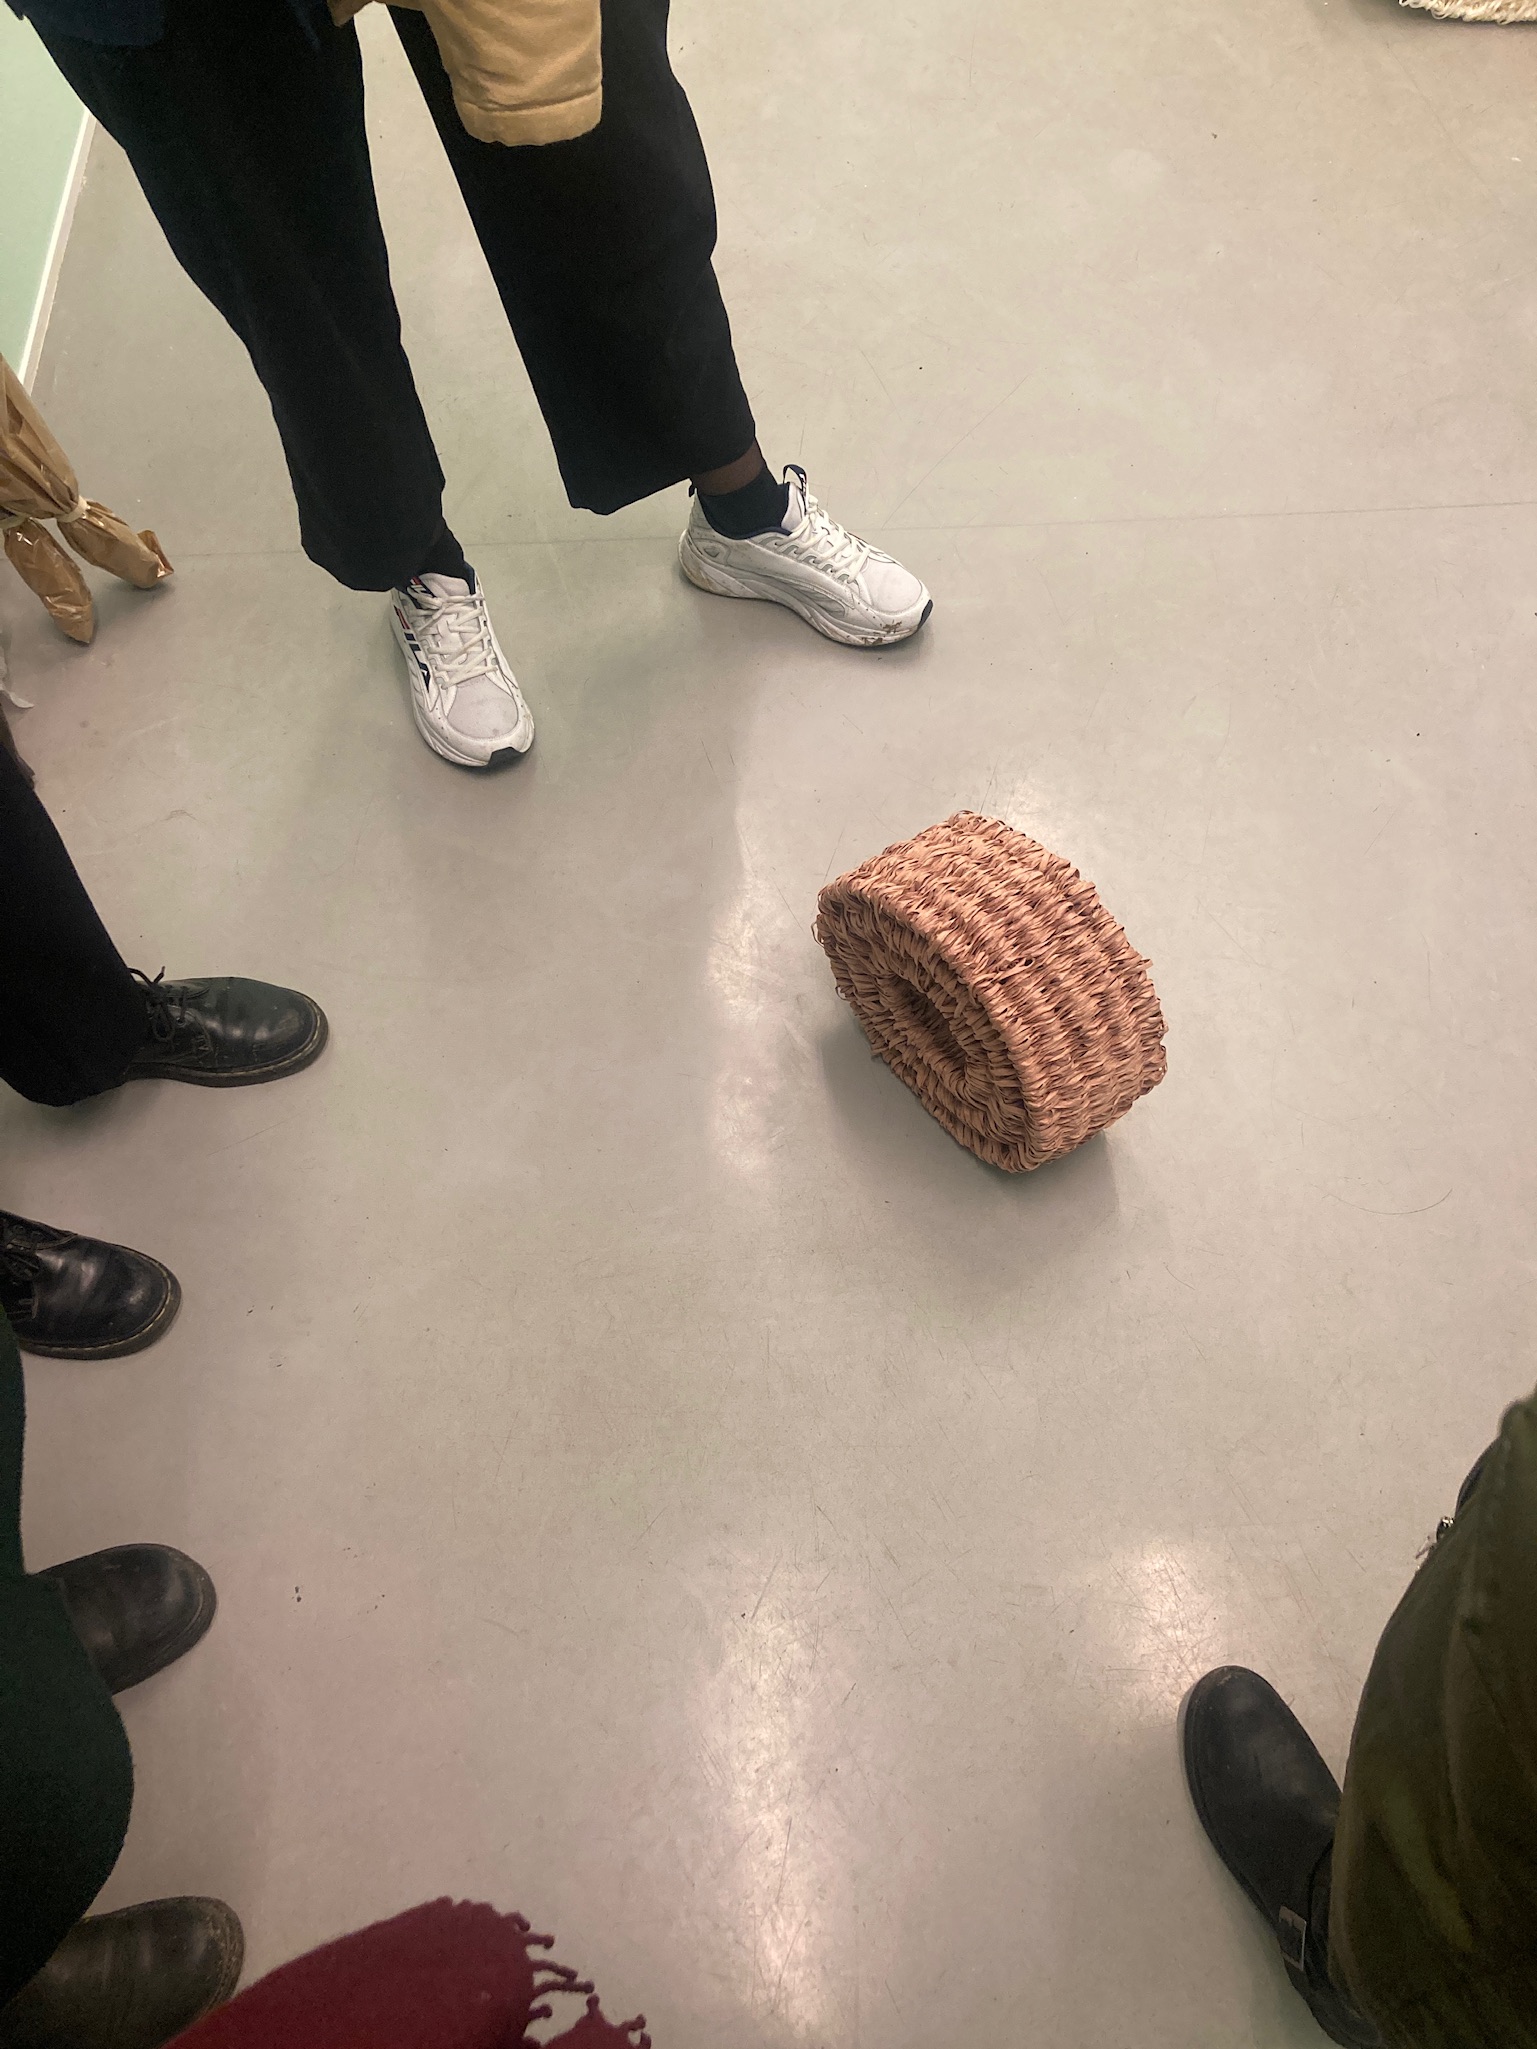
[[124, 973, 327, 1087], [40, 1545, 217, 1694], [0, 1899, 243, 2049], [0, 1211, 180, 1360], [1181, 1666, 1382, 2046]]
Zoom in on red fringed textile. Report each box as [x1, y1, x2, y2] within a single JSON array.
[[171, 1899, 650, 2049]]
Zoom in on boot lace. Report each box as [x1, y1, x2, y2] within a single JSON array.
[[133, 968, 182, 1046]]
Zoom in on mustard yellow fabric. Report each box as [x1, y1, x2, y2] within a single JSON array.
[[334, 0, 602, 145]]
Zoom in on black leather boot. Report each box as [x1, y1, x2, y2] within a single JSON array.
[[0, 1899, 243, 2048], [40, 1545, 216, 1694], [123, 973, 327, 1087], [0, 1212, 180, 1360], [1181, 1667, 1381, 2046]]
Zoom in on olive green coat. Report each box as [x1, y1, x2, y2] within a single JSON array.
[[1334, 1388, 1537, 2046]]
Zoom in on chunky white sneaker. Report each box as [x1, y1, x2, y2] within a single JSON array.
[[678, 465, 932, 648], [389, 573, 534, 769]]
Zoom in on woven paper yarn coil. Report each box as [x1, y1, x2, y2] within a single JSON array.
[[815, 811, 1167, 1173]]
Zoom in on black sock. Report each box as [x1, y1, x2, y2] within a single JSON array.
[[697, 464, 791, 539], [412, 521, 474, 590]]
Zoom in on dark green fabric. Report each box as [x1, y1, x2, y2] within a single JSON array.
[[1333, 1387, 1537, 2047], [0, 1308, 134, 2007]]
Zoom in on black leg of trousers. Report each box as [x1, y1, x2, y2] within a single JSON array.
[[0, 1311, 134, 2008], [392, 0, 756, 514], [36, 1, 446, 593], [0, 749, 145, 1108]]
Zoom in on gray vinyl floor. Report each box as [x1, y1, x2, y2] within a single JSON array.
[[4, 3, 1537, 2043]]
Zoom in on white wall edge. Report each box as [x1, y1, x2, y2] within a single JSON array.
[[18, 111, 95, 391]]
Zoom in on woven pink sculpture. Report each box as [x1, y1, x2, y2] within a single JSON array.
[[815, 812, 1167, 1172]]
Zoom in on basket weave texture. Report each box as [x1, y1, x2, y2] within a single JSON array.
[[815, 812, 1167, 1172]]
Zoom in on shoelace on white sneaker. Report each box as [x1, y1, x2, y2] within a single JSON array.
[[411, 588, 512, 700], [776, 470, 871, 588], [796, 499, 871, 586]]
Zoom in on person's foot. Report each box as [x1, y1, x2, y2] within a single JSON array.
[[678, 464, 932, 648], [41, 1545, 216, 1694], [390, 573, 534, 769], [122, 974, 327, 1087], [1181, 1667, 1382, 2046], [0, 1211, 180, 1360], [0, 1898, 243, 2048]]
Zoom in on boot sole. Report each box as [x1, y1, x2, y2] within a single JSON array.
[[128, 1004, 329, 1087], [15, 1261, 183, 1360], [679, 531, 933, 648]]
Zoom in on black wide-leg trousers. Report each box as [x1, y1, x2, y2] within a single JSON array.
[[0, 749, 145, 1108], [0, 1309, 134, 2007], [39, 0, 756, 591]]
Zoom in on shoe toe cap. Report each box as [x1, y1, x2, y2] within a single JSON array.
[[1181, 1667, 1341, 1917], [443, 677, 533, 750], [99, 1244, 178, 1347], [104, 1897, 244, 2030], [208, 978, 327, 1070], [862, 554, 930, 621], [46, 1543, 217, 1692], [137, 1896, 245, 2021], [26, 1236, 179, 1356], [4, 1897, 243, 2044]]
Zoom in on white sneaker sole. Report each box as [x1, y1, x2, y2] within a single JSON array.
[[390, 608, 534, 770], [678, 529, 933, 649]]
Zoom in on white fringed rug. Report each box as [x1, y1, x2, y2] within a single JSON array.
[[1399, 0, 1537, 18]]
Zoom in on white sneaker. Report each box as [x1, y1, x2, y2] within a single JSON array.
[[678, 464, 932, 648], [389, 573, 535, 769]]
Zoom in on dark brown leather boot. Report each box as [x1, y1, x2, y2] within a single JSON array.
[[0, 1899, 243, 2048], [1181, 1667, 1382, 2046], [40, 1545, 216, 1694], [0, 1212, 179, 1360], [124, 974, 327, 1086]]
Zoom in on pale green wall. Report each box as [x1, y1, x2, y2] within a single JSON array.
[[0, 12, 86, 370]]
